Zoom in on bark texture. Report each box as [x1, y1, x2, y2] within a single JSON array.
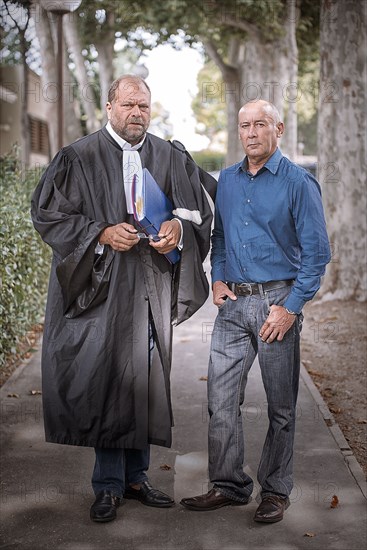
[[32, 1, 58, 157], [203, 1, 299, 166], [317, 0, 367, 301], [63, 13, 99, 134]]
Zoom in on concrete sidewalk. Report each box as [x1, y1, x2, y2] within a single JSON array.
[[1, 296, 366, 550]]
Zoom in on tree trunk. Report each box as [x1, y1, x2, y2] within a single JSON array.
[[4, 2, 30, 168], [224, 71, 243, 166], [95, 11, 115, 124], [203, 37, 243, 166], [239, 35, 289, 151], [317, 0, 367, 301], [63, 13, 99, 134], [63, 54, 82, 145], [281, 0, 299, 160], [96, 40, 114, 124], [31, 1, 58, 157], [218, 12, 296, 160], [20, 33, 30, 168]]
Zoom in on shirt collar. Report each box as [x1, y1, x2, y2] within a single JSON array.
[[105, 121, 145, 151], [238, 147, 283, 175]]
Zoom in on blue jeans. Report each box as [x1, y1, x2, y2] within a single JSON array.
[[208, 286, 302, 502], [92, 447, 150, 498]]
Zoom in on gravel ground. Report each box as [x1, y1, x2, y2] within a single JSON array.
[[301, 299, 367, 477]]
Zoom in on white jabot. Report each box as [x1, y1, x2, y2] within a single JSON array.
[[96, 122, 183, 254], [106, 122, 144, 214]]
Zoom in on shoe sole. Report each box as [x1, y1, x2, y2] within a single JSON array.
[[253, 515, 284, 523], [180, 500, 248, 511], [90, 515, 117, 523]]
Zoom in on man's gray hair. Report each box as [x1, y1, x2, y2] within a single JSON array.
[[107, 75, 151, 104]]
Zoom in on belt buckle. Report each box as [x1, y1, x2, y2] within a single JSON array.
[[237, 282, 253, 296]]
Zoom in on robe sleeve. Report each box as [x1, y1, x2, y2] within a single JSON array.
[[169, 144, 216, 324], [31, 148, 114, 317]]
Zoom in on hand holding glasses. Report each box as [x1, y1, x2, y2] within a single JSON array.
[[125, 227, 165, 242]]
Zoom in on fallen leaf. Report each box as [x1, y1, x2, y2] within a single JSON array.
[[330, 495, 339, 508], [308, 369, 326, 378], [357, 419, 367, 424], [7, 393, 19, 398], [199, 376, 208, 381], [159, 464, 172, 471], [30, 390, 42, 395], [304, 532, 316, 537], [329, 406, 342, 414]]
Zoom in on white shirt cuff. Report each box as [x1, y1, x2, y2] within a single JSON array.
[[172, 218, 184, 250], [95, 242, 104, 255]]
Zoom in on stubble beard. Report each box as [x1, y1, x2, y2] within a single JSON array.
[[111, 119, 149, 145]]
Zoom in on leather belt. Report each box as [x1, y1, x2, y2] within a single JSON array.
[[228, 280, 294, 297]]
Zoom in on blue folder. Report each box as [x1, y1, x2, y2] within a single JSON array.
[[132, 168, 180, 265]]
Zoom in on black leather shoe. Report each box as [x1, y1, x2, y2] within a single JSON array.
[[180, 488, 249, 511], [254, 495, 290, 523], [124, 480, 174, 508], [90, 490, 121, 523]]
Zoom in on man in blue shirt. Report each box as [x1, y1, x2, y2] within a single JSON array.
[[181, 100, 331, 523]]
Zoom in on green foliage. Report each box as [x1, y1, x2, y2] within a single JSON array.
[[1, 1, 39, 70], [0, 153, 51, 368], [297, 59, 320, 155], [191, 61, 226, 140], [190, 150, 226, 173], [296, 0, 320, 75], [143, 0, 285, 56]]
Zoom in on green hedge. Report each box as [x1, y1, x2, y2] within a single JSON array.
[[0, 153, 51, 368], [190, 150, 226, 173]]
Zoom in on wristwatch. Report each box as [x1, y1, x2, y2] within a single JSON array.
[[284, 307, 297, 315]]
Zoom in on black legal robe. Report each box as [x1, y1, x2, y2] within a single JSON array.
[[31, 128, 216, 449]]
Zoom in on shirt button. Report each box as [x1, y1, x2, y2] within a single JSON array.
[[247, 199, 251, 203], [250, 177, 254, 181], [245, 222, 249, 226], [243, 244, 246, 248]]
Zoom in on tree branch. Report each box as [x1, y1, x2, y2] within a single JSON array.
[[221, 14, 260, 40], [202, 38, 238, 81]]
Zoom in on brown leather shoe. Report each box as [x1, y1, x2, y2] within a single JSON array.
[[254, 495, 290, 523], [180, 488, 249, 511]]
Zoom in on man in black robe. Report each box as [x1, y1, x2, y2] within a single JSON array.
[[31, 75, 216, 523]]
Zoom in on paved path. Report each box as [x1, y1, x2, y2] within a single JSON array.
[[1, 295, 366, 550]]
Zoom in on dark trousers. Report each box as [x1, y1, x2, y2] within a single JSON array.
[[92, 322, 154, 498], [92, 447, 150, 499]]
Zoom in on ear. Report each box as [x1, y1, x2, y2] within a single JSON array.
[[106, 102, 112, 120], [276, 122, 285, 137]]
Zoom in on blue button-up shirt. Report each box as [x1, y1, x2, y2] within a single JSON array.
[[211, 148, 331, 313]]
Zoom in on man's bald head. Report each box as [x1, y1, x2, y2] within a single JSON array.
[[238, 100, 284, 171], [239, 100, 282, 125]]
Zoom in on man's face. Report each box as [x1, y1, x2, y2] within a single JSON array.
[[106, 80, 151, 145], [238, 103, 283, 165]]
